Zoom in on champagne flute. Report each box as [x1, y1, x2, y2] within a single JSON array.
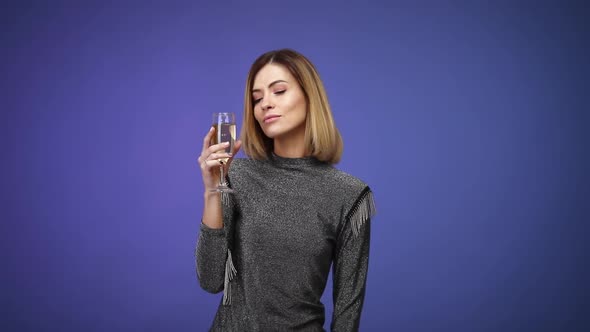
[[210, 112, 236, 193]]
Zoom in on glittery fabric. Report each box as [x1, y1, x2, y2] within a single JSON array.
[[196, 154, 374, 331]]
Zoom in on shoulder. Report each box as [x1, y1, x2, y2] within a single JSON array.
[[228, 157, 267, 178], [320, 166, 374, 213], [325, 167, 376, 236], [229, 157, 260, 169], [322, 167, 371, 196]]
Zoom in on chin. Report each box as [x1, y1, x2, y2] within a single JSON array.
[[260, 124, 284, 139], [261, 129, 280, 139]]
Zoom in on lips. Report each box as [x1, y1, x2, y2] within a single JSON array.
[[263, 114, 281, 123]]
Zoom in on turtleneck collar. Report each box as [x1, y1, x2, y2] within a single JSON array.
[[269, 152, 323, 167]]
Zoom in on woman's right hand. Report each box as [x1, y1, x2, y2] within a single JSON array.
[[197, 126, 242, 192]]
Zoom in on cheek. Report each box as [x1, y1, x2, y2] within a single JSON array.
[[293, 99, 307, 119], [291, 93, 306, 113], [253, 107, 263, 122]]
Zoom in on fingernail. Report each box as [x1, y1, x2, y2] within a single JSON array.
[[224, 142, 230, 146], [228, 153, 233, 157]]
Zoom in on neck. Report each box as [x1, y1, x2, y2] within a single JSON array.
[[273, 128, 307, 158], [274, 143, 306, 158]]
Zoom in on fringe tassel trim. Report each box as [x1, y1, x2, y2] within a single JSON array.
[[348, 188, 377, 238], [222, 248, 237, 305], [221, 191, 230, 207]]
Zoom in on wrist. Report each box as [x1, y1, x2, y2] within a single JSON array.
[[203, 190, 220, 199]]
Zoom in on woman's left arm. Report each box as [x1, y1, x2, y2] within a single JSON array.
[[330, 215, 371, 332]]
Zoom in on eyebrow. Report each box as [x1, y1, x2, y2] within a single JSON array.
[[252, 80, 288, 93]]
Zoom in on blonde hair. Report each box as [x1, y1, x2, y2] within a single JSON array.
[[241, 49, 343, 164]]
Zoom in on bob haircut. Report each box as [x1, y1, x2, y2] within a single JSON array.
[[240, 49, 343, 165]]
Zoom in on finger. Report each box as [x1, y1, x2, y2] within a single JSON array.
[[232, 140, 242, 156], [201, 159, 224, 170], [226, 140, 242, 168], [201, 126, 215, 155], [208, 152, 232, 161], [207, 141, 230, 155]]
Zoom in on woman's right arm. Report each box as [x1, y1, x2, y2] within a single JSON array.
[[195, 126, 241, 293]]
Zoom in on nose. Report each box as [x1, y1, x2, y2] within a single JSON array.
[[260, 96, 274, 111]]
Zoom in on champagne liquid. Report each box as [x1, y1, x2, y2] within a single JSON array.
[[212, 123, 236, 163]]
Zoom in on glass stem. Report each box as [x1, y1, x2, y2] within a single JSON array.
[[219, 164, 225, 187]]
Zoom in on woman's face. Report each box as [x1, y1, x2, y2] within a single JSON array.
[[252, 64, 307, 141]]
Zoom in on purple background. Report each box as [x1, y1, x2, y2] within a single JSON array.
[[1, 1, 588, 331]]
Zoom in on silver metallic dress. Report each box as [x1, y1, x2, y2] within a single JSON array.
[[196, 154, 376, 331]]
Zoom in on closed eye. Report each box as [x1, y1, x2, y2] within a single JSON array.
[[253, 90, 285, 105]]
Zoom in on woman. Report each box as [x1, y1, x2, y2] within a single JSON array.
[[196, 49, 376, 331]]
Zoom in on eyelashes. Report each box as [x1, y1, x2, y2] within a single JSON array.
[[253, 90, 286, 105]]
